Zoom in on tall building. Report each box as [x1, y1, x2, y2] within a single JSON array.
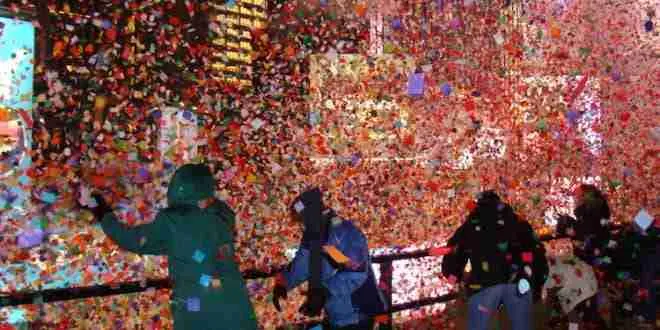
[[210, 0, 267, 87]]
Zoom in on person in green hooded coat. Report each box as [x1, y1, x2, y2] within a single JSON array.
[[91, 164, 258, 330]]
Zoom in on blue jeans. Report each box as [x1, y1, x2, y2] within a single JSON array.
[[467, 284, 532, 330]]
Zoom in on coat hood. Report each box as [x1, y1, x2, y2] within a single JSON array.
[[167, 164, 215, 207]]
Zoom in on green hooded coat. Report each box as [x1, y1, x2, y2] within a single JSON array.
[[101, 164, 258, 330]]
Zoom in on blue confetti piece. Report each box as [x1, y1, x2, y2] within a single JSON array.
[[186, 297, 200, 312], [101, 20, 112, 30], [617, 271, 631, 280], [518, 278, 530, 295], [408, 72, 424, 97], [18, 175, 30, 185], [350, 153, 361, 167], [138, 167, 150, 181], [192, 250, 206, 263], [623, 167, 633, 177], [436, 0, 446, 11], [40, 191, 57, 204], [226, 0, 236, 7], [200, 274, 211, 287], [163, 160, 174, 169], [17, 230, 44, 248], [441, 83, 452, 96], [309, 111, 321, 126], [645, 20, 654, 32], [8, 308, 26, 323], [19, 155, 31, 169], [392, 18, 402, 30], [565, 110, 579, 123]]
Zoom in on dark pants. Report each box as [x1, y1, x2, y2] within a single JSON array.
[[639, 251, 659, 321], [467, 284, 532, 330]]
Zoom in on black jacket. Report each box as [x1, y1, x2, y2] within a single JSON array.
[[442, 203, 549, 297], [557, 200, 617, 280]]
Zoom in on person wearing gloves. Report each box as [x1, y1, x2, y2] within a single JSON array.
[[441, 190, 548, 330], [272, 188, 387, 330], [89, 163, 258, 330]]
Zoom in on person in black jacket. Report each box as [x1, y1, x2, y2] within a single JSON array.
[[442, 191, 548, 330], [554, 184, 614, 328], [571, 184, 613, 271], [610, 209, 659, 327]]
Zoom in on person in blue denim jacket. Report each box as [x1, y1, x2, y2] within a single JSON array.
[[272, 188, 386, 330]]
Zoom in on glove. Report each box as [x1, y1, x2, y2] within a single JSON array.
[[517, 278, 531, 296], [272, 274, 288, 312], [299, 287, 328, 317], [91, 193, 113, 222]]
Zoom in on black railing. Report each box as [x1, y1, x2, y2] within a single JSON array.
[[3, 225, 650, 330]]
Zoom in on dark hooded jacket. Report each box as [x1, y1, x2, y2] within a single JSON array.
[[558, 189, 618, 280], [442, 193, 548, 297], [100, 164, 258, 330], [282, 190, 386, 327]]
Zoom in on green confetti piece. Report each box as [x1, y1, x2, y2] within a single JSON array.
[[609, 179, 622, 189], [536, 119, 547, 131], [579, 47, 592, 58]]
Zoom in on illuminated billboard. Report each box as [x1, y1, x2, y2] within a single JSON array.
[[0, 16, 33, 178]]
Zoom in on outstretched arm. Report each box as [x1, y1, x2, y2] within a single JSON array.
[[441, 223, 469, 282], [281, 247, 311, 291], [100, 211, 171, 255]]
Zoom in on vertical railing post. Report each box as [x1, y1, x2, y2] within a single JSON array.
[[378, 260, 394, 330], [37, 0, 50, 67]]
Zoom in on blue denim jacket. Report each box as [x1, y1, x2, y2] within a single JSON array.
[[283, 218, 371, 327]]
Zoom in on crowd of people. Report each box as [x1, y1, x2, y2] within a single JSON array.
[[87, 163, 658, 330]]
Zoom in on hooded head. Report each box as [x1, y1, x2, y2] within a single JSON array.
[[290, 187, 334, 246], [167, 164, 215, 207], [470, 190, 510, 225], [289, 187, 325, 228], [575, 184, 606, 209], [573, 184, 610, 238], [476, 190, 501, 208]]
